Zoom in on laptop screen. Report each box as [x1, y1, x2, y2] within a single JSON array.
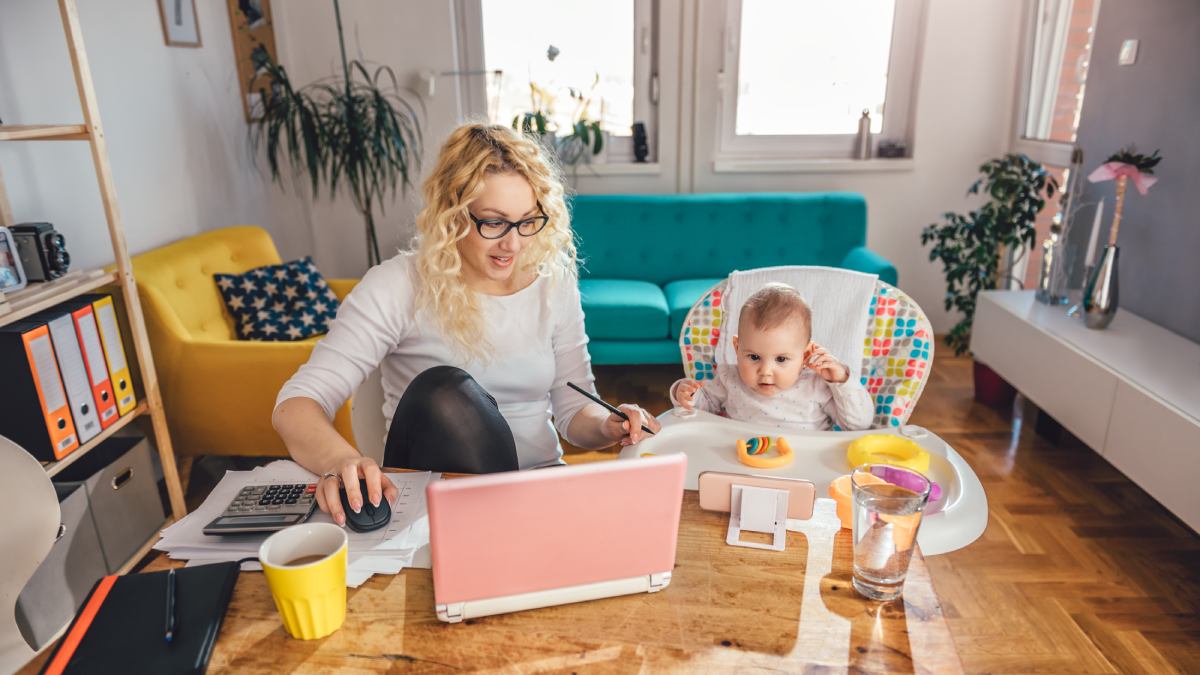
[[427, 454, 686, 605]]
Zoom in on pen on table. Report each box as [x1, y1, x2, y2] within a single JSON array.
[[566, 381, 656, 436], [165, 567, 176, 644]]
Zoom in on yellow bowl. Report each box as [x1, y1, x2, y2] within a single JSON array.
[[846, 434, 930, 473]]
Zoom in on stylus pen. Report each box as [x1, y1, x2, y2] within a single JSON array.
[[567, 382, 656, 436], [165, 567, 176, 644]]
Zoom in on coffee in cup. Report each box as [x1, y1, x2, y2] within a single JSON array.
[[259, 523, 347, 639]]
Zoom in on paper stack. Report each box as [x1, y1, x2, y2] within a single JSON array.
[[155, 460, 434, 587]]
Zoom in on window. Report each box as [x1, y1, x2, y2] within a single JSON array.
[[1010, 0, 1101, 287], [1013, 0, 1100, 165], [478, 0, 657, 162], [717, 0, 923, 161]]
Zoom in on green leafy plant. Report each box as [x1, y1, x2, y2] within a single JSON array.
[[921, 154, 1058, 355], [249, 0, 423, 267], [513, 110, 550, 136], [510, 46, 605, 166], [555, 77, 605, 165]]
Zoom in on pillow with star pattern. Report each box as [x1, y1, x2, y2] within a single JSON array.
[[214, 257, 340, 341]]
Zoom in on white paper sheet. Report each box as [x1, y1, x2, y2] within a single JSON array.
[[156, 460, 434, 586]]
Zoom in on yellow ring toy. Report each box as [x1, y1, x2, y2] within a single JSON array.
[[846, 434, 930, 473], [737, 436, 794, 469]]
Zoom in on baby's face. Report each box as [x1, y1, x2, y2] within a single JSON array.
[[732, 320, 811, 397]]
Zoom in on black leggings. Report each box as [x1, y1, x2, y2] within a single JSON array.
[[383, 366, 519, 474]]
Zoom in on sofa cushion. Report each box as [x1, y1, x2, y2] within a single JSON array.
[[214, 257, 340, 341], [663, 278, 725, 339], [571, 193, 868, 285], [579, 279, 669, 340]]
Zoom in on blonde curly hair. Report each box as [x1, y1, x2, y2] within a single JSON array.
[[413, 123, 576, 361]]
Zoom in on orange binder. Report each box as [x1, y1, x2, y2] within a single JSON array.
[[0, 321, 80, 461], [82, 294, 137, 416], [63, 299, 119, 429]]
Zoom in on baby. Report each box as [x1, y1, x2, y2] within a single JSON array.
[[671, 282, 874, 431]]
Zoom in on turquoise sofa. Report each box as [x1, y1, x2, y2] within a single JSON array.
[[570, 193, 896, 365]]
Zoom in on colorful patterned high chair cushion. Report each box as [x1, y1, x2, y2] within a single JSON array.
[[679, 276, 933, 429]]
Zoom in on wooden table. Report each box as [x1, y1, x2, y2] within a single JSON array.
[[24, 493, 961, 673]]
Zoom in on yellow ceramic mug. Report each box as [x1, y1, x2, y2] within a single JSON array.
[[259, 522, 347, 640]]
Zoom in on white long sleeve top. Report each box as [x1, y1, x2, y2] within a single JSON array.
[[275, 253, 597, 469], [670, 366, 875, 432]]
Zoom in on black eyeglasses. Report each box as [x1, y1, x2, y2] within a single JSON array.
[[468, 207, 549, 240]]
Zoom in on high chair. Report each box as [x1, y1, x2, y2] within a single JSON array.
[[679, 268, 935, 428], [621, 266, 987, 555]]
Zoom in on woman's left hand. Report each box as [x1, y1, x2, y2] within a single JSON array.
[[602, 403, 661, 446]]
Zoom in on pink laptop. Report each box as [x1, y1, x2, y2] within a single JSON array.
[[427, 453, 687, 623]]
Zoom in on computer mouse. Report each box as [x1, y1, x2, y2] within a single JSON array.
[[339, 479, 392, 533]]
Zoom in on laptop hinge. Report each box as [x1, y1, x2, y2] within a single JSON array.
[[648, 571, 672, 593], [437, 602, 465, 623]]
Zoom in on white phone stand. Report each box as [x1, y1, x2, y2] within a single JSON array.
[[726, 484, 789, 551]]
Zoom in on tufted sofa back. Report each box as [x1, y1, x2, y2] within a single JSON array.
[[570, 193, 868, 285], [132, 226, 283, 342]]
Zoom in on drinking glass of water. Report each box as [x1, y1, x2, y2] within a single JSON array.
[[850, 464, 933, 601]]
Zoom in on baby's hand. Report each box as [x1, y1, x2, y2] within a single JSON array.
[[674, 380, 704, 410], [806, 343, 849, 383]]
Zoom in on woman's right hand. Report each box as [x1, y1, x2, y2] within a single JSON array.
[[674, 379, 704, 411], [315, 455, 399, 526]]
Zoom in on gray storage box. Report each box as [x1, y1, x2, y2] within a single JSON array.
[[15, 483, 108, 650], [55, 434, 166, 572]]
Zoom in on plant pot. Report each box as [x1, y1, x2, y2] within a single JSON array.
[[973, 361, 1016, 409]]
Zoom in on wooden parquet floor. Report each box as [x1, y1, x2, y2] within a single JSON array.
[[570, 350, 1200, 674]]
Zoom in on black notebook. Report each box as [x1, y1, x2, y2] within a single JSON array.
[[41, 562, 239, 675]]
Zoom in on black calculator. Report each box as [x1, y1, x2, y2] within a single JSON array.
[[202, 483, 318, 535]]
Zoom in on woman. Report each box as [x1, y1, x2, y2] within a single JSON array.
[[273, 123, 659, 526]]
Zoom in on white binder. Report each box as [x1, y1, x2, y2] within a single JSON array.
[[45, 313, 102, 443]]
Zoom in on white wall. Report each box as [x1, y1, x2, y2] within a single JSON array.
[[0, 0, 282, 271], [1, 0, 1026, 334], [267, 0, 470, 277], [269, 0, 1025, 331], [267, 0, 689, 278]]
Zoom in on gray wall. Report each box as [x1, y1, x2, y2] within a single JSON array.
[[1072, 0, 1200, 342]]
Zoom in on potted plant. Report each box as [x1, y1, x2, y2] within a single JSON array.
[[249, 0, 424, 267], [921, 154, 1058, 405], [510, 45, 605, 168], [554, 76, 605, 166]]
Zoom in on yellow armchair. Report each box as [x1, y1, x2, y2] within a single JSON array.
[[132, 226, 358, 457]]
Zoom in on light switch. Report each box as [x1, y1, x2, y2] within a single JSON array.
[[1119, 39, 1139, 66]]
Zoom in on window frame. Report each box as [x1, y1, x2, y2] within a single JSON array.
[[1009, 0, 1099, 167], [713, 0, 925, 162], [457, 0, 660, 165]]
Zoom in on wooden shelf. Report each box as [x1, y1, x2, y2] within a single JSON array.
[[43, 402, 149, 478], [0, 268, 118, 328], [0, 0, 187, 527], [0, 124, 89, 141]]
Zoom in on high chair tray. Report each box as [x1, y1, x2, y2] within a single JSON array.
[[619, 410, 987, 555]]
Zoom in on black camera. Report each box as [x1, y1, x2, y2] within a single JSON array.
[[11, 222, 71, 282]]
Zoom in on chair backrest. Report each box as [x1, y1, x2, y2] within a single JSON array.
[[132, 225, 284, 342], [570, 193, 868, 284], [0, 436, 61, 672], [679, 273, 934, 429]]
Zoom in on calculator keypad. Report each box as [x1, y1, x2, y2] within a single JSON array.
[[221, 483, 316, 517]]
